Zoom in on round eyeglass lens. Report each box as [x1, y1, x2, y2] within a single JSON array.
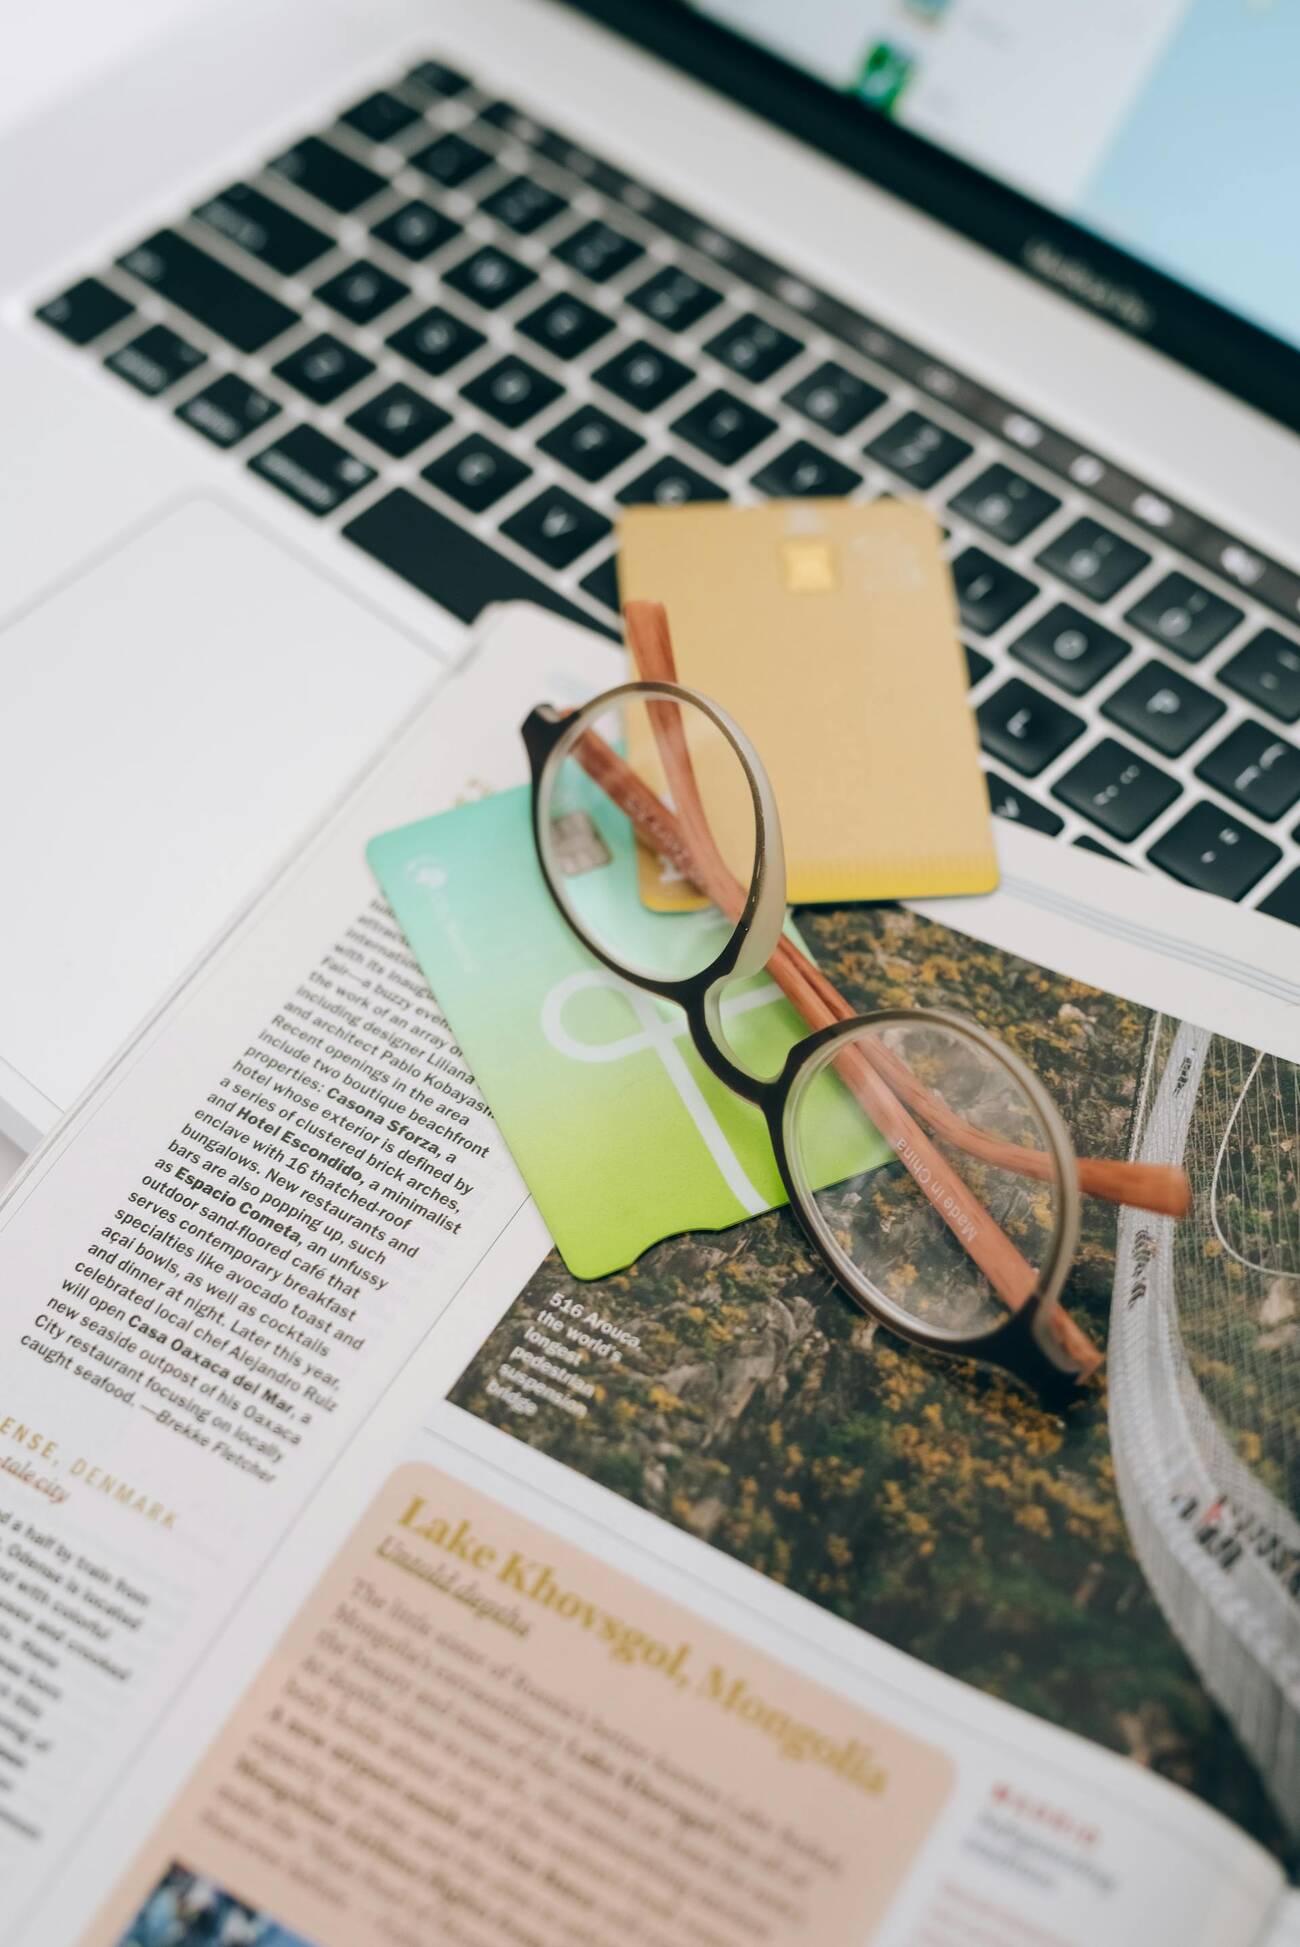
[[785, 1014, 1071, 1344], [539, 686, 759, 985]]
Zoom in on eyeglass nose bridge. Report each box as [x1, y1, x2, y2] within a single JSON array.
[[521, 702, 569, 772]]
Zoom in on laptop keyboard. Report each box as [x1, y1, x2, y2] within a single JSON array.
[[31, 55, 1300, 929]]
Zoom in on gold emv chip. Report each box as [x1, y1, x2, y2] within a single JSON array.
[[780, 538, 837, 592]]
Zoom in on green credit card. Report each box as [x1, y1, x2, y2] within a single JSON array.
[[368, 778, 887, 1279]]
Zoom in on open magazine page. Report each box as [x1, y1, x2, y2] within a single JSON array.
[[0, 609, 613, 1944], [58, 1409, 1277, 1947], [444, 816, 1300, 1875], [0, 607, 1292, 1946]]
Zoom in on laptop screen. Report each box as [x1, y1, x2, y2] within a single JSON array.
[[692, 1, 1297, 357], [565, 0, 1298, 428]]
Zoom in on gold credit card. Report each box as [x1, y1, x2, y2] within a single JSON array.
[[618, 498, 998, 908]]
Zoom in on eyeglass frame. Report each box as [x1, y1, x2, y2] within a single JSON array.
[[522, 678, 1085, 1402]]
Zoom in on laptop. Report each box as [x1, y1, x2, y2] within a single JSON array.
[[2, 0, 1298, 1152]]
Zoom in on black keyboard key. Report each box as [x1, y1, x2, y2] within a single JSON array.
[[176, 373, 278, 448], [1147, 803, 1280, 902], [273, 333, 373, 404], [387, 305, 484, 375], [517, 291, 613, 360], [1075, 835, 1129, 864], [502, 487, 611, 569], [539, 406, 644, 482], [1101, 660, 1225, 757], [965, 645, 992, 686], [627, 266, 721, 331], [476, 99, 527, 130], [553, 219, 643, 283], [249, 425, 375, 515], [461, 354, 562, 428], [616, 456, 726, 507], [405, 59, 471, 100], [1196, 721, 1300, 822], [579, 555, 621, 614], [1037, 517, 1150, 603], [785, 361, 886, 437], [346, 383, 450, 458], [268, 136, 384, 213], [866, 410, 971, 488], [951, 547, 1037, 635], [35, 276, 133, 345], [314, 260, 409, 324], [194, 182, 331, 275], [1257, 868, 1300, 928], [593, 340, 692, 411], [443, 245, 536, 310], [705, 314, 801, 383], [984, 771, 1065, 835], [1219, 629, 1300, 724], [370, 200, 461, 262], [1052, 738, 1180, 841], [118, 231, 295, 353], [1010, 602, 1130, 695], [1125, 572, 1244, 662], [423, 434, 530, 513], [409, 131, 492, 189], [949, 463, 1060, 545], [481, 175, 567, 235], [339, 89, 420, 144], [752, 441, 861, 498], [344, 488, 612, 632], [673, 389, 776, 467], [105, 323, 204, 395], [976, 679, 1084, 777]]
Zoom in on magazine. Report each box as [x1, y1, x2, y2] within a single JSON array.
[[0, 604, 1296, 1947]]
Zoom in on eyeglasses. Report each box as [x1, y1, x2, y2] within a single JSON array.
[[522, 601, 1188, 1401]]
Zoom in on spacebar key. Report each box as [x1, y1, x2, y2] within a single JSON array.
[[343, 489, 615, 633], [117, 230, 297, 353]]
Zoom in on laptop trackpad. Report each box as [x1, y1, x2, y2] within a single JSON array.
[[0, 497, 434, 1131]]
